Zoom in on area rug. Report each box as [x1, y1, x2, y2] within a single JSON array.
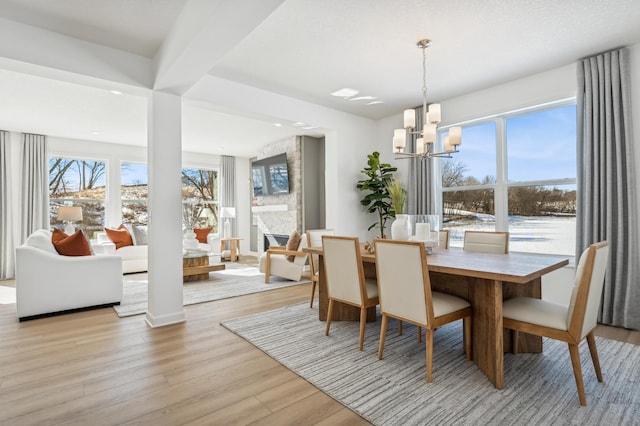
[[114, 265, 310, 317], [221, 303, 640, 426]]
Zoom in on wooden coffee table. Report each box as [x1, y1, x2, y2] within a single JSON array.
[[183, 251, 225, 282]]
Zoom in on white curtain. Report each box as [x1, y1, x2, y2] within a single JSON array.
[[0, 130, 14, 279], [577, 48, 640, 330], [220, 155, 236, 236], [20, 133, 49, 242]]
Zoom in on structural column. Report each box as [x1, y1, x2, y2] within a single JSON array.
[[145, 90, 185, 327]]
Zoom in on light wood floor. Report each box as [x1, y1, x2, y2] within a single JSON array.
[[0, 273, 638, 425]]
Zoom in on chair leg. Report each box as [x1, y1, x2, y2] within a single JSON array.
[[586, 331, 603, 382], [398, 320, 403, 336], [309, 280, 317, 308], [512, 330, 519, 354], [418, 326, 422, 343], [359, 307, 367, 351], [378, 315, 389, 360], [568, 343, 587, 406], [425, 328, 434, 382], [463, 316, 472, 361], [325, 299, 334, 336]]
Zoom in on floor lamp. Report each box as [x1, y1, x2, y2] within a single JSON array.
[[57, 206, 83, 235]]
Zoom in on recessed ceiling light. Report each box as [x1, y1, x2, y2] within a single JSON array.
[[367, 101, 384, 105], [301, 126, 319, 130], [273, 123, 282, 127], [109, 90, 122, 95], [292, 122, 306, 127], [331, 88, 359, 98], [91, 130, 100, 135], [217, 147, 225, 150], [349, 96, 376, 101]]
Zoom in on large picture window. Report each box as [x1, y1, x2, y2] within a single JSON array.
[[49, 157, 106, 238], [441, 102, 577, 255], [182, 168, 219, 232], [121, 162, 148, 225]]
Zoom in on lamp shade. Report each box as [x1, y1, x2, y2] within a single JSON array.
[[220, 207, 236, 219], [57, 206, 82, 222]]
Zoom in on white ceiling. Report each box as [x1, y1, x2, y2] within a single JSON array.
[[2, 0, 640, 157]]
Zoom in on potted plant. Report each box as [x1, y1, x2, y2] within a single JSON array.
[[387, 178, 410, 240], [387, 178, 407, 216], [356, 151, 397, 239]]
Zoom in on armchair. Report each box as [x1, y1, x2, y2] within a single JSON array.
[[259, 233, 308, 283]]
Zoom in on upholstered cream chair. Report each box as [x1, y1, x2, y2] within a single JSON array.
[[503, 241, 609, 406], [439, 229, 450, 249], [374, 239, 472, 381], [463, 230, 509, 254], [306, 229, 334, 308], [323, 235, 379, 351], [259, 233, 308, 283]]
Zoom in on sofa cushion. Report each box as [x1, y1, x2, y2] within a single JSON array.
[[194, 227, 212, 243], [285, 230, 301, 262], [25, 229, 58, 255], [105, 224, 134, 249], [51, 229, 92, 256], [125, 224, 148, 246]]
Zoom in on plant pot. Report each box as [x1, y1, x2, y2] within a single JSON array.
[[391, 214, 411, 240]]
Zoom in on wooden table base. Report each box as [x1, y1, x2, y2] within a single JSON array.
[[183, 255, 225, 282]]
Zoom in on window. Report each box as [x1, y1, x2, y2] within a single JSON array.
[[182, 167, 219, 232], [441, 102, 577, 255], [121, 163, 219, 231], [49, 157, 106, 238], [121, 162, 148, 225]]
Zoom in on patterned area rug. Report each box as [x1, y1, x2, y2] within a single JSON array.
[[114, 265, 310, 317], [222, 303, 640, 426]]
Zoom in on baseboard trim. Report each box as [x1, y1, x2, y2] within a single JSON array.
[[145, 309, 186, 328]]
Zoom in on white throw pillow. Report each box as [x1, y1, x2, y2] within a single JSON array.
[[25, 229, 58, 255]]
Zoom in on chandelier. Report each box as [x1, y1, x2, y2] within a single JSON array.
[[393, 39, 462, 159]]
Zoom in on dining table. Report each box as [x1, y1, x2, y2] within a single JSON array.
[[303, 244, 569, 389]]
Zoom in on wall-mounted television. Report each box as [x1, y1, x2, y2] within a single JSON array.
[[252, 153, 290, 196]]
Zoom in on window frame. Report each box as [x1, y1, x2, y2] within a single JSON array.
[[439, 98, 577, 253]]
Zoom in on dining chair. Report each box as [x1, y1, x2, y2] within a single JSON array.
[[374, 239, 472, 382], [463, 230, 509, 254], [439, 229, 450, 249], [502, 241, 609, 406], [322, 235, 379, 351], [306, 229, 334, 308]]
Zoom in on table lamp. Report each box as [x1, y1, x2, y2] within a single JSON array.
[[57, 206, 83, 235], [220, 207, 236, 239]]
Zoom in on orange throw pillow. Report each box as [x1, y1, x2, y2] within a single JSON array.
[[194, 227, 212, 244], [51, 229, 92, 256], [285, 230, 301, 262], [104, 224, 133, 249]]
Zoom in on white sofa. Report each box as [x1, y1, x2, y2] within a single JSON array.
[[15, 229, 123, 321], [94, 231, 220, 274]]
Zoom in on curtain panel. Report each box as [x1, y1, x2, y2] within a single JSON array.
[[220, 155, 236, 236], [407, 106, 437, 215], [0, 131, 14, 279], [577, 48, 640, 330], [20, 133, 49, 243]]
